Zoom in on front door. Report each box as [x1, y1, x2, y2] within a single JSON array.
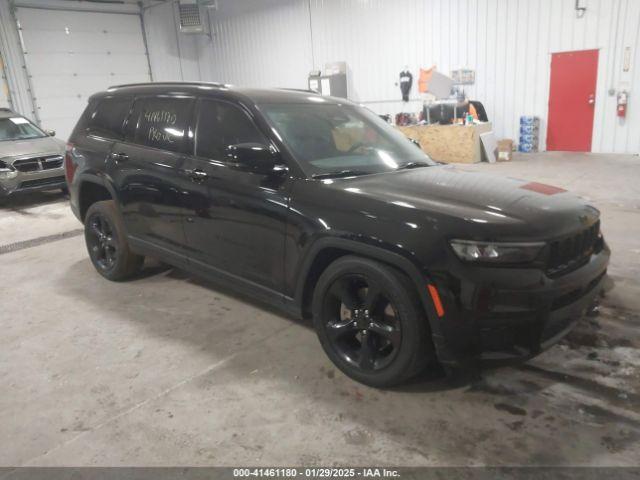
[[110, 95, 195, 258], [547, 49, 599, 152], [181, 98, 291, 293]]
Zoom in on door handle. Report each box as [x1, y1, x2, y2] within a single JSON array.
[[185, 168, 208, 183], [588, 94, 595, 105], [109, 152, 129, 162]]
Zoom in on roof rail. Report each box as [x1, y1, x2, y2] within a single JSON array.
[[278, 88, 318, 94], [107, 81, 228, 89]]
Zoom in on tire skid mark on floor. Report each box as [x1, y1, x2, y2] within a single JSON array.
[[518, 364, 640, 407], [0, 229, 83, 255]]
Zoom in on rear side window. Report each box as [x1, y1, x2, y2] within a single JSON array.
[[195, 99, 267, 160], [126, 96, 194, 154], [86, 96, 132, 140]]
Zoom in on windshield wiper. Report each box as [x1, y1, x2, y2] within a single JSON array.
[[397, 161, 431, 170], [311, 169, 369, 179]]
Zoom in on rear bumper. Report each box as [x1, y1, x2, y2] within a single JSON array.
[[429, 243, 610, 370]]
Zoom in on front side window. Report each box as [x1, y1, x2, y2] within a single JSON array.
[[259, 102, 435, 177], [0, 116, 46, 142], [195, 99, 267, 160], [86, 96, 132, 140], [127, 97, 194, 154]]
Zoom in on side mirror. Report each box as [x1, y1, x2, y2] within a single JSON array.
[[224, 143, 285, 175], [45, 129, 56, 137]]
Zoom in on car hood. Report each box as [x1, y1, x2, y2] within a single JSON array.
[[0, 136, 65, 161], [327, 166, 600, 239]]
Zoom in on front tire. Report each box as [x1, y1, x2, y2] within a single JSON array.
[[312, 256, 433, 387], [84, 200, 143, 281]]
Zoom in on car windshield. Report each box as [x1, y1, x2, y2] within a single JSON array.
[[259, 102, 435, 177], [0, 117, 47, 141]]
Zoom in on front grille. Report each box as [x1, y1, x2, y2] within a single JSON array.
[[18, 176, 65, 189], [13, 155, 63, 172], [13, 158, 39, 172], [42, 155, 64, 169], [547, 220, 601, 276]]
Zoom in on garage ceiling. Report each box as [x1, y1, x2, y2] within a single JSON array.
[[15, 6, 151, 140]]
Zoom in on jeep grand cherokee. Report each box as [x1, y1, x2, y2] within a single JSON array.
[[65, 83, 609, 387]]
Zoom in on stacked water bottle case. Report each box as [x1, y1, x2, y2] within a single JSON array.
[[519, 116, 540, 152]]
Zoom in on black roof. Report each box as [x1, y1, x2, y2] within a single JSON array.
[[94, 82, 351, 106]]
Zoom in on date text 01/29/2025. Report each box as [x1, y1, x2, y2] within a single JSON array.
[[232, 468, 400, 478]]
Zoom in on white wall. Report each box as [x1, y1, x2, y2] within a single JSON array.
[[144, 0, 313, 87], [143, 0, 640, 154], [144, 0, 203, 81]]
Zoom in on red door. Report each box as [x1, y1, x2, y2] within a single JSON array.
[[546, 49, 599, 152]]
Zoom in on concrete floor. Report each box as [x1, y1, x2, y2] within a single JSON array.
[[1, 152, 639, 466]]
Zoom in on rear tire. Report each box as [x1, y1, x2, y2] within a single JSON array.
[[312, 255, 433, 387], [84, 200, 144, 281]]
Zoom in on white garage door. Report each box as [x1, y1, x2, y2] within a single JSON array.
[[15, 7, 151, 140]]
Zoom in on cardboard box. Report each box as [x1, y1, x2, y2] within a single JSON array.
[[497, 139, 514, 162]]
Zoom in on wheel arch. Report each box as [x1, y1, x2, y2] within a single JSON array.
[[77, 175, 117, 221], [296, 238, 438, 324]]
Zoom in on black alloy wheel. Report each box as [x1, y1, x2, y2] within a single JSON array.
[[84, 200, 144, 281], [323, 274, 401, 371], [87, 213, 118, 272], [312, 255, 433, 387]]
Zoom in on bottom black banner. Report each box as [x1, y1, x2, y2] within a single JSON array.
[[1, 468, 640, 480]]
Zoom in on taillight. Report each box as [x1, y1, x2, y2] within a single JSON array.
[[64, 142, 76, 184]]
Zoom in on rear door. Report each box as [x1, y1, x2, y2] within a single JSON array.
[[181, 97, 292, 293], [108, 95, 195, 261]]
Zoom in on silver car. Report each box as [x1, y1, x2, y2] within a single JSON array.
[[0, 108, 66, 198]]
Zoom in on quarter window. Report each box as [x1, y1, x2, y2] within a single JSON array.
[[86, 96, 132, 140], [195, 100, 267, 160], [127, 97, 194, 154]]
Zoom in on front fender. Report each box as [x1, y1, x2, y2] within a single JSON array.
[[293, 236, 442, 330]]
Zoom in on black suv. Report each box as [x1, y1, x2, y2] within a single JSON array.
[[66, 82, 609, 387]]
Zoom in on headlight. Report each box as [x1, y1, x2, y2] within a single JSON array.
[[449, 239, 545, 264], [0, 161, 18, 179]]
